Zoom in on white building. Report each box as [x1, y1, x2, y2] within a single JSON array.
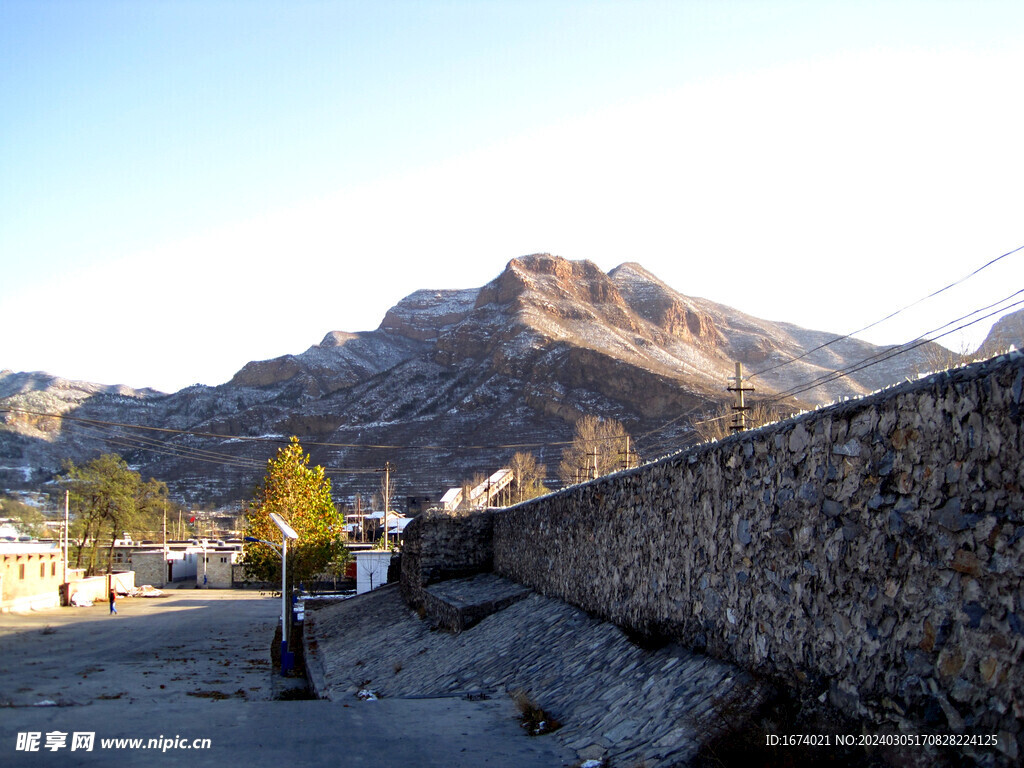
[[353, 550, 393, 594]]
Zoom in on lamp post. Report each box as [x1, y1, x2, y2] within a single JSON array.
[[245, 511, 299, 675], [200, 540, 208, 588]]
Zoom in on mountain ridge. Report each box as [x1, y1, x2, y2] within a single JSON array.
[[2, 254, 1018, 506]]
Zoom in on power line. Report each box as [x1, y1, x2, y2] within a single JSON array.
[[633, 286, 1024, 458], [630, 246, 1024, 456], [749, 243, 1024, 380], [0, 404, 655, 454], [7, 250, 1022, 473], [765, 293, 1024, 403], [51, 412, 277, 470], [67, 422, 391, 476], [0, 406, 565, 452], [0, 408, 392, 475], [65, 422, 271, 472]]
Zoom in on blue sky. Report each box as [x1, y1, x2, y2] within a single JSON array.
[[2, 1, 1023, 393]]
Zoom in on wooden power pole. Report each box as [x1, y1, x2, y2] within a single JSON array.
[[727, 361, 755, 432], [619, 435, 633, 470]]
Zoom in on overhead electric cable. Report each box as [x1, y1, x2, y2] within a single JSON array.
[[50, 419, 414, 476], [772, 287, 1024, 399], [0, 405, 624, 455], [11, 250, 1020, 470], [634, 286, 1024, 459], [60, 415, 269, 465], [749, 243, 1024, 380], [766, 294, 1024, 403], [63, 422, 274, 471]]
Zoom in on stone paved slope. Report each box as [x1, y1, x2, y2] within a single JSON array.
[[306, 580, 771, 768]]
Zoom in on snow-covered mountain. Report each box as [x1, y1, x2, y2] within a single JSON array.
[[0, 254, 974, 506]]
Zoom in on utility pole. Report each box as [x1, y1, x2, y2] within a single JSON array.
[[727, 361, 755, 432], [384, 462, 390, 547], [377, 462, 393, 548], [63, 490, 69, 588], [162, 502, 168, 586], [585, 448, 599, 480], [355, 495, 362, 542], [619, 436, 633, 470]]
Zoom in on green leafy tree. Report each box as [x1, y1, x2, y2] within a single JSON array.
[[60, 454, 169, 574], [557, 415, 632, 485], [136, 477, 170, 531], [242, 437, 346, 587], [326, 548, 353, 589]]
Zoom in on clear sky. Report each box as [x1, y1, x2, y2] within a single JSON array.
[[2, 0, 1022, 393]]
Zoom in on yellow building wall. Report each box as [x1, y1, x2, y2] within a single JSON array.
[[1, 550, 64, 612]]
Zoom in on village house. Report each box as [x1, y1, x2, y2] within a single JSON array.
[[197, 545, 242, 588], [129, 541, 241, 588], [0, 541, 64, 612]]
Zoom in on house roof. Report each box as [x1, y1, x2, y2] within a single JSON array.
[[0, 541, 60, 555], [363, 510, 405, 520]]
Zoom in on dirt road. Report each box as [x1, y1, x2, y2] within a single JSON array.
[[0, 589, 576, 767], [0, 589, 278, 706]]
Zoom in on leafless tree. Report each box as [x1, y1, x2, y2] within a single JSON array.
[[508, 451, 548, 503], [557, 414, 631, 485], [692, 401, 784, 444]]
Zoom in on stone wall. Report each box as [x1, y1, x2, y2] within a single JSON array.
[[130, 551, 167, 588], [199, 552, 236, 588], [400, 509, 494, 612], [486, 353, 1022, 757]]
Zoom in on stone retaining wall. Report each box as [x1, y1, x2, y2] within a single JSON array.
[[400, 509, 494, 612], [486, 353, 1023, 759], [397, 354, 1024, 758], [418, 573, 531, 632]]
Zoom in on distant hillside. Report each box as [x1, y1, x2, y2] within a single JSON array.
[[0, 254, 953, 507], [976, 307, 1024, 359]]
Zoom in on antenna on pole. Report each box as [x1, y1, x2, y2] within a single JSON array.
[[727, 361, 755, 432]]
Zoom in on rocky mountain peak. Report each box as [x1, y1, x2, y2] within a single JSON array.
[[380, 288, 479, 342], [319, 330, 361, 347], [482, 253, 629, 312], [433, 254, 640, 366], [1, 253, 971, 505], [609, 262, 724, 348]]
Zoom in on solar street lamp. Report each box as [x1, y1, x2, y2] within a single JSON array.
[[245, 512, 299, 674], [270, 514, 299, 673]]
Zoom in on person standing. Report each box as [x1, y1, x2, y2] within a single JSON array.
[[109, 588, 117, 615]]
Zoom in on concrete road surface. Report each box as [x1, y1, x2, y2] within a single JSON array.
[[0, 590, 576, 767]]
